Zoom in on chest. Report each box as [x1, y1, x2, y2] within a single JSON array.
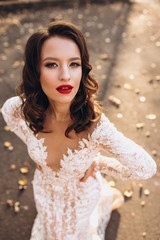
[[36, 129, 90, 172]]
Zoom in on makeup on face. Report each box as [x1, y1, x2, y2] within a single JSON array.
[[56, 85, 73, 94], [40, 37, 82, 105]]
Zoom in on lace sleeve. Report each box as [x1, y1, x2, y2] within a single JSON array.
[[92, 114, 157, 180], [1, 96, 29, 145]]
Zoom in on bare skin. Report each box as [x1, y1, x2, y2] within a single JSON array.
[[36, 36, 97, 182], [36, 162, 96, 182], [36, 112, 97, 181]]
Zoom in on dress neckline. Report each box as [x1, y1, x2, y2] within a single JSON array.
[[33, 115, 104, 177]]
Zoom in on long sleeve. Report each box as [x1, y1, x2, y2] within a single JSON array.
[[92, 114, 157, 180], [1, 96, 29, 145]]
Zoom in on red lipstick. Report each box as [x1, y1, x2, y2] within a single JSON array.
[[56, 85, 73, 94]]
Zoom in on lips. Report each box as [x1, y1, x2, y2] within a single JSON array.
[[56, 85, 73, 94]]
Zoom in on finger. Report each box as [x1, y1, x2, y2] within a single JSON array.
[[80, 172, 96, 182], [92, 172, 96, 179], [36, 164, 42, 172], [80, 167, 96, 182], [80, 168, 90, 182]]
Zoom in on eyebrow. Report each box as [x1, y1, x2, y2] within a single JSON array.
[[42, 57, 81, 62]]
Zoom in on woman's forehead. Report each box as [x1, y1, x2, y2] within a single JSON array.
[[41, 36, 81, 60]]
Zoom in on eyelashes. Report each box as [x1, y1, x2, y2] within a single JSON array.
[[45, 62, 81, 68], [70, 62, 81, 67], [45, 63, 57, 68]]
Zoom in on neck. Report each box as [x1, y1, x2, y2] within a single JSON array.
[[48, 101, 71, 122]]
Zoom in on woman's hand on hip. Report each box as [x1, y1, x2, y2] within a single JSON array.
[[80, 161, 96, 182], [36, 164, 43, 172]]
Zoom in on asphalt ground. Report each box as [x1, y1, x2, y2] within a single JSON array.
[[0, 0, 160, 239]]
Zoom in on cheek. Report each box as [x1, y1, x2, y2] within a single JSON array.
[[40, 71, 56, 88], [74, 69, 82, 86], [40, 71, 47, 86]]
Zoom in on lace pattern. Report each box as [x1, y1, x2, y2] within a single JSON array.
[[2, 96, 157, 240], [92, 114, 157, 180]]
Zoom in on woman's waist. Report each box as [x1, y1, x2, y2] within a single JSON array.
[[33, 168, 101, 192]]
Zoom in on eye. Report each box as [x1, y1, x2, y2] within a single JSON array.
[[70, 62, 81, 67], [45, 62, 58, 68]]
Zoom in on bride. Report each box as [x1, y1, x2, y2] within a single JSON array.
[[2, 21, 156, 240]]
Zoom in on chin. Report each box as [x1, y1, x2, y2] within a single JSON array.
[[55, 97, 74, 105]]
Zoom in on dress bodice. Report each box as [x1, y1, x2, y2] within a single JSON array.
[[2, 96, 157, 240], [2, 96, 157, 183]]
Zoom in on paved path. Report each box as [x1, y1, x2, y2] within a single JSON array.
[[0, 1, 160, 239]]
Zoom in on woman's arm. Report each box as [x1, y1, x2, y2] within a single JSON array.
[[92, 114, 157, 180]]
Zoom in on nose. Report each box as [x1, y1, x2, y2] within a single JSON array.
[[59, 65, 71, 81]]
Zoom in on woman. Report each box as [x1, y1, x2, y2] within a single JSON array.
[[2, 21, 156, 240]]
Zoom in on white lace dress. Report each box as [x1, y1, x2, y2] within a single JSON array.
[[2, 96, 157, 240]]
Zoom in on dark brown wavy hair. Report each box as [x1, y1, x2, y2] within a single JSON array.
[[16, 21, 102, 137]]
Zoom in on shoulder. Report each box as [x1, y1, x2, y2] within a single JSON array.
[[2, 96, 31, 144], [89, 113, 117, 138], [2, 96, 22, 108], [88, 113, 108, 134], [2, 96, 23, 118]]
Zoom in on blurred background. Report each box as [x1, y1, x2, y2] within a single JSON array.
[[0, 0, 160, 239]]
